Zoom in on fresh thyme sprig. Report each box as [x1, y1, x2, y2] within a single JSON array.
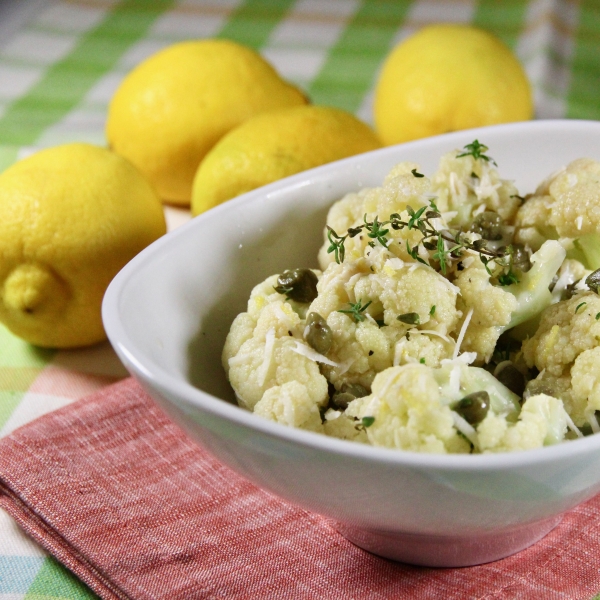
[[456, 140, 497, 165], [326, 198, 520, 285], [338, 299, 372, 322], [365, 215, 390, 248]]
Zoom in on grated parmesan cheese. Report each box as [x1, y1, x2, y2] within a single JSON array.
[[257, 328, 276, 387], [452, 411, 479, 448], [453, 307, 474, 360], [291, 340, 339, 367]]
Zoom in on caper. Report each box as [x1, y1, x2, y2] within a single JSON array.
[[331, 383, 369, 410], [512, 244, 531, 271], [454, 391, 490, 425], [341, 383, 369, 398], [494, 361, 526, 397], [586, 268, 600, 294], [305, 312, 332, 354], [331, 392, 355, 410], [274, 268, 318, 303], [470, 211, 504, 241], [497, 243, 531, 272]]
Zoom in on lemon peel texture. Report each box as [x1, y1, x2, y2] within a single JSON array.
[[191, 105, 381, 216], [107, 39, 308, 206], [0, 143, 166, 348], [374, 24, 533, 145]]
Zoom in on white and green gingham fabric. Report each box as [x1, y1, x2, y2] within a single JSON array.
[[1, 1, 600, 598]]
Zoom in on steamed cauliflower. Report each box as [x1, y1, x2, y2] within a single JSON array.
[[345, 364, 471, 454], [515, 158, 600, 269], [223, 142, 600, 454], [430, 143, 521, 227]]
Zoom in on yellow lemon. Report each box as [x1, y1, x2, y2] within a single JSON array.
[[191, 105, 381, 215], [374, 24, 533, 145], [106, 39, 307, 206], [0, 143, 166, 348]]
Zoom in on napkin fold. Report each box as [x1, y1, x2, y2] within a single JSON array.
[[1, 378, 600, 600]]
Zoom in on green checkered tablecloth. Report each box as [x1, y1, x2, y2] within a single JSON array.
[[1, 1, 600, 598]]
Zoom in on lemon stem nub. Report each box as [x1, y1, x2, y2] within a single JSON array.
[[3, 263, 69, 316]]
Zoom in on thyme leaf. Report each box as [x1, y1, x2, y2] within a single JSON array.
[[338, 299, 372, 322], [456, 139, 497, 166], [397, 312, 420, 325], [326, 226, 347, 263]]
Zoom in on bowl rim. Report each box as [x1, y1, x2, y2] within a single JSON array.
[[103, 118, 600, 472]]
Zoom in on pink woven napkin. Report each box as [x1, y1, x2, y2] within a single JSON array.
[[1, 378, 600, 600]]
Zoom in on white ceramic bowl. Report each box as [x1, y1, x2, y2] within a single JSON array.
[[103, 120, 600, 567]]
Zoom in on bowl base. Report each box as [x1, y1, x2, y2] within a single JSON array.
[[333, 515, 562, 567]]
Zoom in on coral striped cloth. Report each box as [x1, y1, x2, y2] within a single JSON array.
[[1, 377, 600, 600]]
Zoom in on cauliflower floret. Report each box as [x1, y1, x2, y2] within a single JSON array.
[[392, 332, 451, 368], [430, 149, 521, 227], [526, 347, 600, 431], [353, 263, 460, 333], [318, 162, 432, 269], [354, 263, 460, 335], [478, 394, 568, 452], [309, 249, 462, 389], [308, 259, 369, 319], [514, 194, 556, 251], [254, 381, 323, 433], [227, 335, 328, 411], [522, 291, 600, 377], [549, 158, 600, 238], [223, 275, 306, 381], [460, 240, 566, 350], [570, 347, 600, 426], [319, 311, 389, 391], [323, 410, 368, 442], [317, 188, 370, 268], [222, 312, 255, 364], [223, 276, 329, 411], [346, 364, 471, 453], [515, 158, 600, 269], [453, 260, 517, 361], [362, 161, 432, 219]]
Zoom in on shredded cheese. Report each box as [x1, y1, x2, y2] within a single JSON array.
[[585, 409, 600, 434], [291, 340, 339, 367], [565, 411, 583, 438], [453, 307, 474, 359], [473, 171, 501, 201], [407, 328, 453, 344], [324, 409, 342, 421], [385, 257, 404, 271], [257, 328, 276, 387], [452, 411, 479, 448], [472, 203, 487, 217], [228, 353, 254, 367]]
